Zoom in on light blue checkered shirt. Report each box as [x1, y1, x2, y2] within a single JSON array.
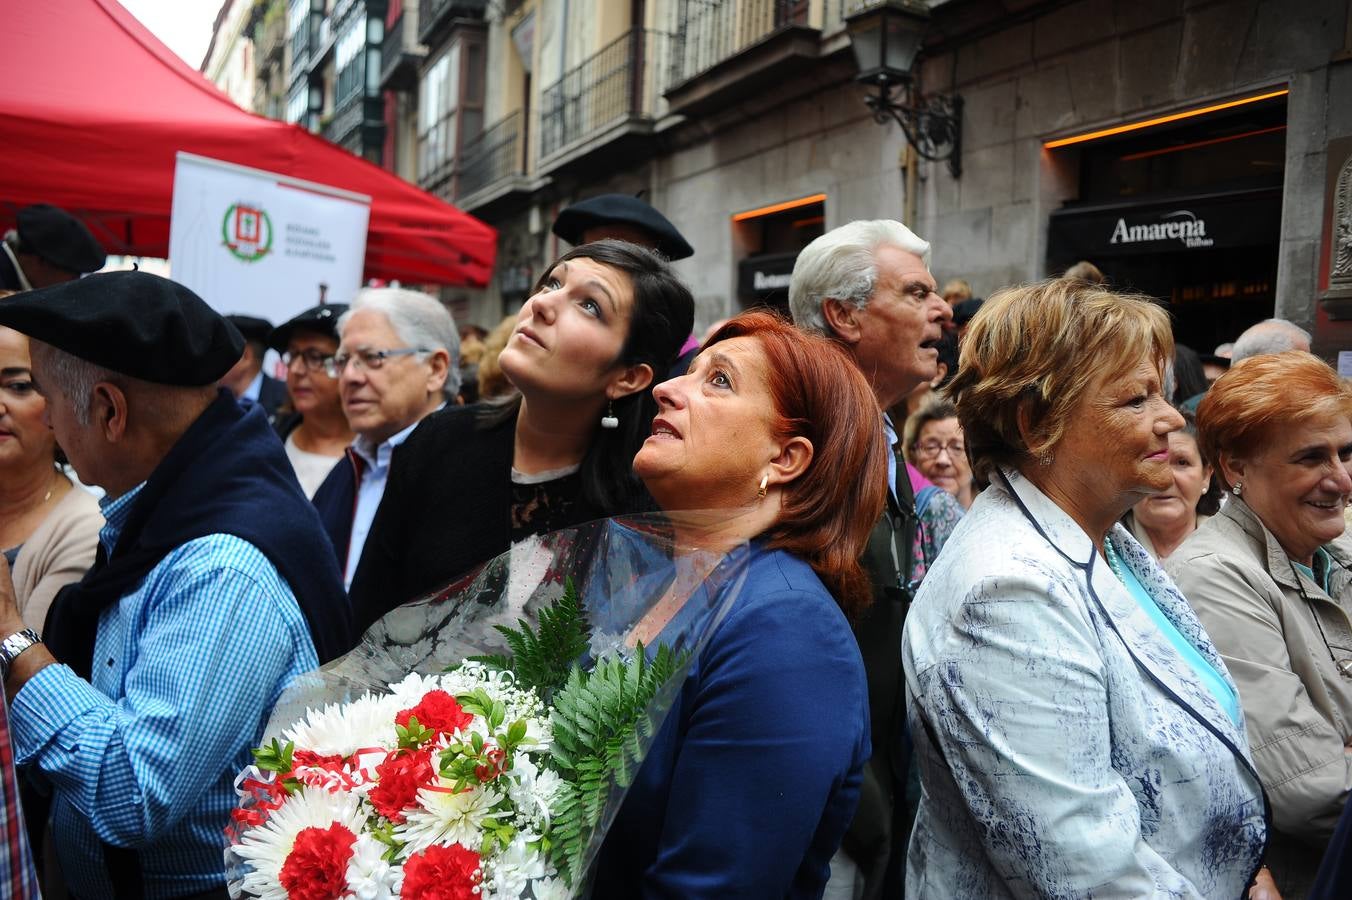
[[11, 482, 319, 898]]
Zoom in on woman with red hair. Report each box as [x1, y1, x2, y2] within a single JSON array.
[[591, 310, 887, 896], [1168, 350, 1352, 897]]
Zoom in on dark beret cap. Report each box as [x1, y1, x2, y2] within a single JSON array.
[[952, 297, 985, 326], [0, 270, 243, 386], [15, 204, 106, 274], [552, 194, 694, 261], [268, 303, 348, 351], [225, 314, 274, 345]]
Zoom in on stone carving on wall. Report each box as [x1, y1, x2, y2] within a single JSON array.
[[1335, 154, 1352, 284]]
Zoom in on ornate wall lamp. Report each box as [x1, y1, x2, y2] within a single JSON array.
[[845, 0, 963, 178]]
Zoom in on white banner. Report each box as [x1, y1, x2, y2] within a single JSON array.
[[168, 151, 371, 326]]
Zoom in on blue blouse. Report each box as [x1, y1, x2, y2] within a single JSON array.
[[590, 545, 870, 898], [1105, 539, 1241, 727]]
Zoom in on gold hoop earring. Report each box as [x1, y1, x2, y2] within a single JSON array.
[[757, 474, 768, 500]]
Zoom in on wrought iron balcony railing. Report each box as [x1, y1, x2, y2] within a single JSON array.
[[538, 28, 665, 161], [665, 0, 808, 92], [457, 111, 524, 200]]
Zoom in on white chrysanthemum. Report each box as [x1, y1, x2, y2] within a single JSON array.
[[283, 692, 401, 757], [233, 788, 366, 900], [503, 759, 562, 827], [528, 876, 573, 900], [484, 832, 550, 898], [387, 672, 449, 709], [395, 779, 507, 856], [345, 833, 401, 900]]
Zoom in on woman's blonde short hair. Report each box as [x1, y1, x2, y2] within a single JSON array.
[[947, 278, 1173, 479], [1196, 350, 1352, 491]]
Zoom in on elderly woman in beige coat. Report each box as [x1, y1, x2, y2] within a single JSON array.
[[1168, 350, 1352, 898]]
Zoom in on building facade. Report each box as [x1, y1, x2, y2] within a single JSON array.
[[202, 0, 258, 110], [239, 0, 1352, 357]]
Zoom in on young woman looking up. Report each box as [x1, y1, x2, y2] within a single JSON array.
[[347, 240, 694, 635]]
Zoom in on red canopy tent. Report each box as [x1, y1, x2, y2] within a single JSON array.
[[0, 0, 497, 286]]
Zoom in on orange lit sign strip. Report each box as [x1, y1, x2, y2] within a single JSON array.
[[732, 193, 828, 222], [1042, 89, 1289, 150]]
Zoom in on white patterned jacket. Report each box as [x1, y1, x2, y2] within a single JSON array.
[[902, 468, 1268, 899]]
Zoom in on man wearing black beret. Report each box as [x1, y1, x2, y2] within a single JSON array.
[[552, 193, 694, 261], [0, 203, 106, 291], [0, 271, 350, 898], [220, 313, 288, 420]]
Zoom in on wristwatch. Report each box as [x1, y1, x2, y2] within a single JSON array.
[[0, 628, 42, 683]]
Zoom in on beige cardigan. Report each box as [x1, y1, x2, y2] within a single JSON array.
[[1166, 498, 1352, 897], [12, 485, 103, 634]]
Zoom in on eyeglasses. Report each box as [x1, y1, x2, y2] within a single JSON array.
[[281, 349, 336, 373], [326, 347, 428, 378], [915, 440, 965, 460]]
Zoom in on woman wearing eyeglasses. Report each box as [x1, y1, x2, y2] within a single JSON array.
[[268, 303, 353, 498], [1167, 351, 1352, 898], [347, 240, 694, 636], [904, 398, 977, 510]]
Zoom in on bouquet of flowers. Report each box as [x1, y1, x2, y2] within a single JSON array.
[[226, 518, 749, 900]]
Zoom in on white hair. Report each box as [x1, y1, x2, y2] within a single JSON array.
[[788, 219, 932, 334], [1230, 318, 1312, 363], [37, 345, 117, 426], [339, 287, 462, 398]]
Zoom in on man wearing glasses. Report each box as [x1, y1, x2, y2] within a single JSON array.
[[312, 288, 460, 591]]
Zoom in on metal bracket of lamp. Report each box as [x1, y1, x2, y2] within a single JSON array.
[[846, 0, 963, 179]]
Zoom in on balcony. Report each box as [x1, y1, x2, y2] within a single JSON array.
[[537, 28, 666, 176], [418, 0, 486, 46], [253, 5, 287, 65], [456, 111, 530, 210], [663, 0, 823, 117], [381, 11, 425, 91]]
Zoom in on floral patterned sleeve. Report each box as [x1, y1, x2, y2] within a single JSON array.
[[910, 487, 963, 585]]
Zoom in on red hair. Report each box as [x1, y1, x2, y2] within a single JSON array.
[[704, 310, 888, 618], [1197, 350, 1352, 489]]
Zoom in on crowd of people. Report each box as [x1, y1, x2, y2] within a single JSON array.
[[1, 199, 1351, 900]]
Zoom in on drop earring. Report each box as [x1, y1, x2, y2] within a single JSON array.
[[600, 401, 619, 429], [1233, 481, 1243, 496], [757, 474, 768, 500]]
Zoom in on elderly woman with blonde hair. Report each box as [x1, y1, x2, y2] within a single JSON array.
[[902, 278, 1272, 898], [1168, 351, 1352, 897]]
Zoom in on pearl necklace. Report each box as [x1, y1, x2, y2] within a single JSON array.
[[1103, 540, 1129, 584]]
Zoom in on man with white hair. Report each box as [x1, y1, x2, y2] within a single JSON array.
[[1231, 318, 1312, 362], [789, 219, 958, 900], [312, 287, 459, 590]]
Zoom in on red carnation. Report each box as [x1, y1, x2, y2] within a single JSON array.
[[368, 748, 434, 822], [396, 690, 474, 738], [278, 823, 355, 900], [400, 844, 482, 900]]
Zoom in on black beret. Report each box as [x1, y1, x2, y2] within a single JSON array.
[[268, 303, 348, 351], [552, 194, 694, 261], [0, 271, 244, 386], [952, 297, 985, 326], [225, 314, 274, 345], [15, 204, 106, 274]]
